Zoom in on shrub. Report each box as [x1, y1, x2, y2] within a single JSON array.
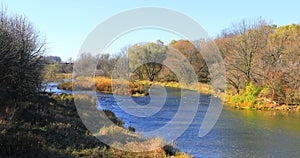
[[57, 82, 73, 90], [0, 9, 45, 102], [231, 83, 261, 108]]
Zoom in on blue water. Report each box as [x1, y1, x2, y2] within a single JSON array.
[[43, 82, 72, 94], [47, 83, 300, 158]]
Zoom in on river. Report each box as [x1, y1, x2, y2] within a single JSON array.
[[47, 84, 300, 158]]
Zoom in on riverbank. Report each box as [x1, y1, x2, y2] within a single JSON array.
[[133, 81, 299, 112], [224, 83, 300, 112], [225, 98, 300, 111], [152, 81, 300, 112], [57, 76, 211, 96], [56, 75, 299, 112], [0, 93, 191, 157], [58, 76, 149, 97]]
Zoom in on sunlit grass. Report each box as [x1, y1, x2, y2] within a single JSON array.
[[55, 73, 72, 79], [57, 76, 149, 96], [137, 80, 211, 94]]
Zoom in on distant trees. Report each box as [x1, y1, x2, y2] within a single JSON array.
[[128, 41, 167, 81], [97, 54, 112, 77], [169, 40, 209, 82], [0, 9, 45, 101], [61, 61, 73, 73], [43, 55, 62, 63], [97, 53, 124, 78], [42, 56, 73, 74], [43, 62, 60, 82], [73, 53, 98, 77], [93, 40, 211, 83], [73, 52, 126, 78]]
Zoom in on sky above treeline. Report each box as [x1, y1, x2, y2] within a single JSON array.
[[2, 0, 300, 61]]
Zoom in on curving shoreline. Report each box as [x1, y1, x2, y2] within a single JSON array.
[[0, 92, 192, 157], [55, 76, 300, 112]]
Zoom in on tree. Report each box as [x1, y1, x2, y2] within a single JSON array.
[[128, 41, 167, 81], [0, 9, 46, 101], [96, 53, 121, 77], [221, 19, 272, 92], [43, 55, 62, 63], [97, 53, 111, 77], [216, 20, 300, 104], [73, 53, 98, 78], [43, 63, 60, 82], [169, 40, 209, 82], [261, 24, 300, 104]]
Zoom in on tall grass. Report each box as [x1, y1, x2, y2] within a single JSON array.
[[57, 76, 149, 96], [137, 80, 211, 94], [56, 73, 72, 79]]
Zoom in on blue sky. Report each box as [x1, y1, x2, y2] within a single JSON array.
[[1, 0, 300, 61]]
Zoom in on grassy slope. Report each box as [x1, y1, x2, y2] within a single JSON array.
[[0, 94, 191, 158]]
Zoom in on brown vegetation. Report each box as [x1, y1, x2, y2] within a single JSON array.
[[0, 9, 45, 101], [216, 19, 300, 108], [58, 77, 149, 96], [0, 94, 191, 157]]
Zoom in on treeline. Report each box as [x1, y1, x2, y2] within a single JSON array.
[[215, 19, 300, 106], [75, 40, 210, 83], [74, 19, 300, 106], [43, 56, 73, 73]]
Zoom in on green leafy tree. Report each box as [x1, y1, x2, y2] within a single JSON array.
[[128, 41, 167, 81]]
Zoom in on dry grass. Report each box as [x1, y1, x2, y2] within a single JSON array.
[[57, 81, 72, 90], [58, 75, 211, 96], [0, 94, 192, 157], [56, 73, 72, 79], [137, 80, 211, 94], [57, 76, 149, 96]]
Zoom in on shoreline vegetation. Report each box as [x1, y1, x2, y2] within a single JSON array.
[[1, 7, 299, 157], [57, 75, 210, 95], [53, 21, 300, 112], [56, 74, 299, 112], [0, 8, 192, 155]]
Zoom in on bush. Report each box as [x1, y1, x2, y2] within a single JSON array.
[[231, 83, 261, 108], [57, 82, 73, 90], [0, 9, 45, 102]]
